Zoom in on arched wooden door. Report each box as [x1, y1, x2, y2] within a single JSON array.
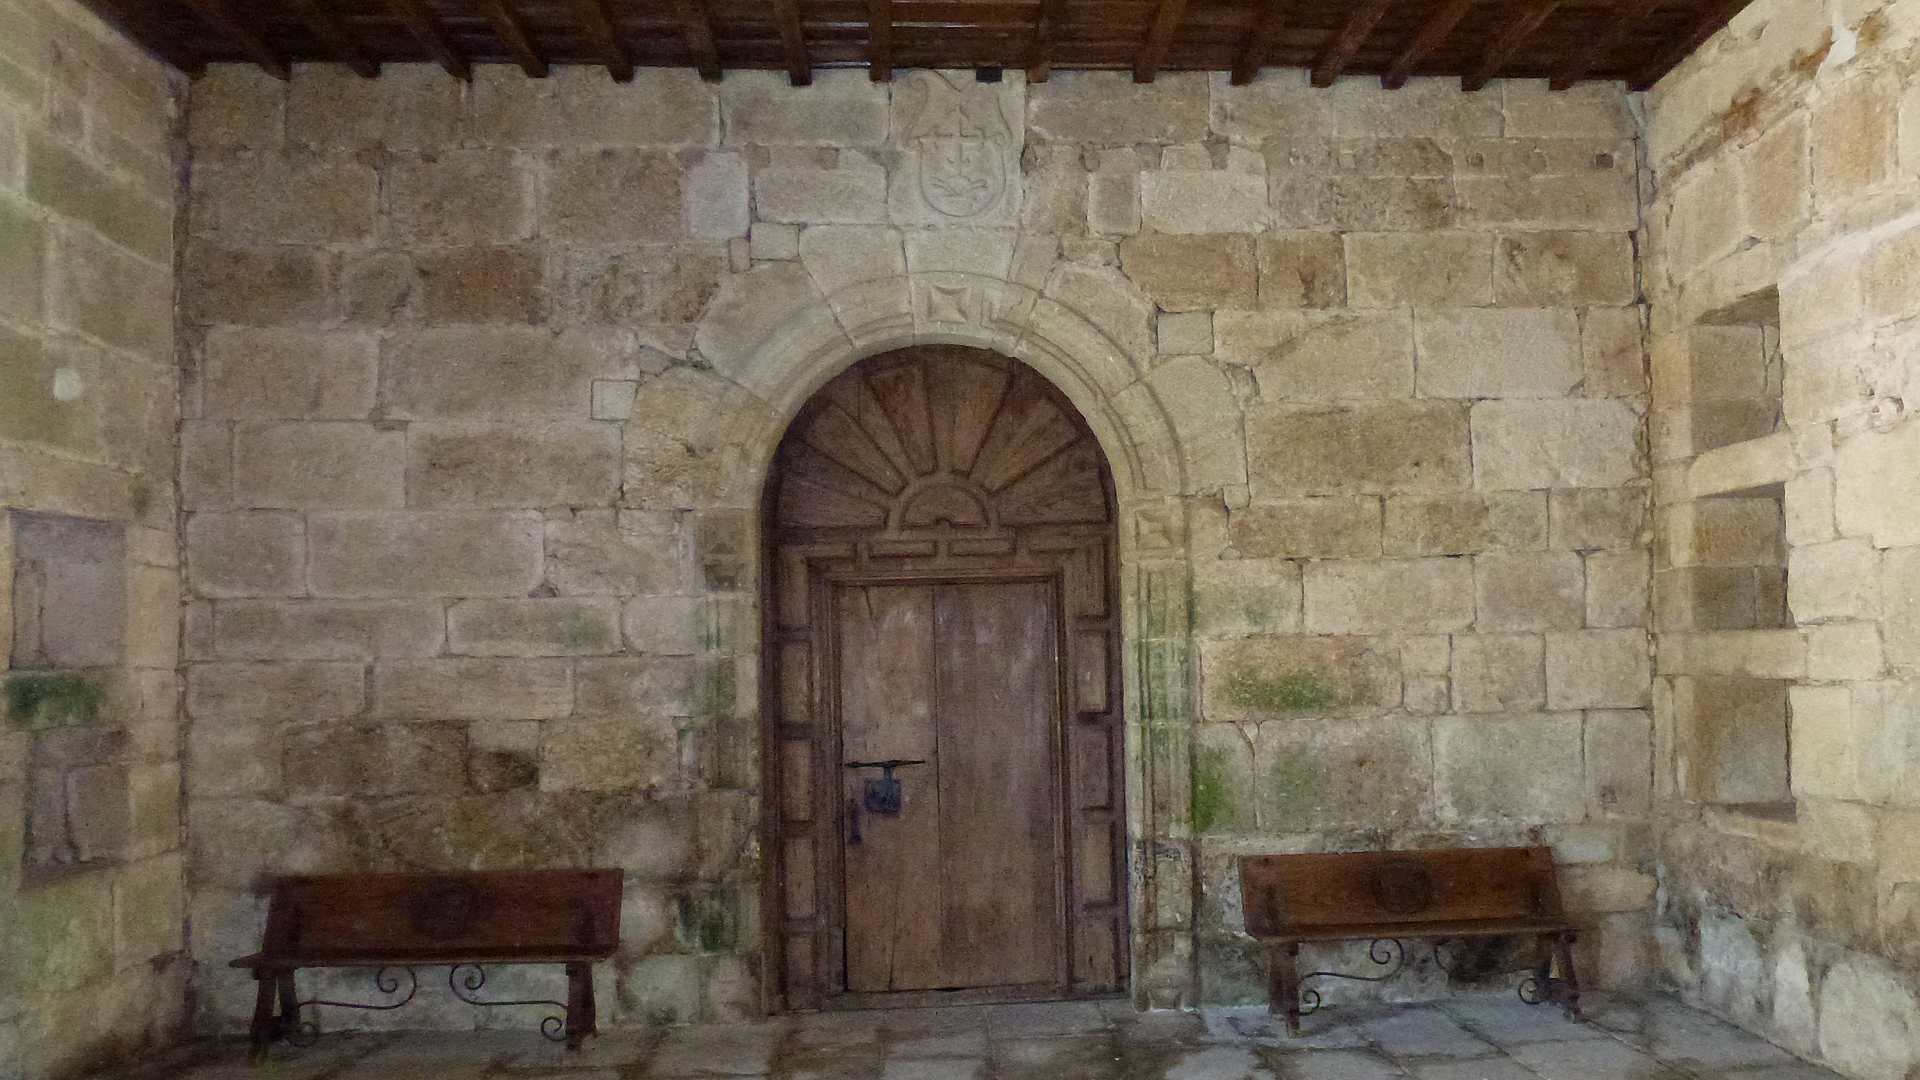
[[763, 345, 1126, 1009]]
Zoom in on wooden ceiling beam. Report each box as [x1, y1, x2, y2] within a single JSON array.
[[869, 0, 894, 81], [1231, 0, 1288, 86], [1383, 0, 1473, 89], [572, 0, 634, 81], [1312, 0, 1393, 88], [1552, 0, 1658, 89], [181, 0, 289, 79], [285, 0, 378, 77], [771, 0, 813, 85], [1630, 0, 1750, 91], [675, 0, 723, 81], [1463, 0, 1560, 91], [383, 0, 470, 79], [476, 0, 546, 78], [1134, 0, 1190, 83], [1026, 0, 1069, 83]]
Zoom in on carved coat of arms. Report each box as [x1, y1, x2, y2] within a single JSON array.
[[895, 72, 1016, 221]]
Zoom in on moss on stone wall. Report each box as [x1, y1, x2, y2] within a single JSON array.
[[1223, 669, 1339, 716], [4, 671, 109, 729], [1191, 747, 1232, 833]]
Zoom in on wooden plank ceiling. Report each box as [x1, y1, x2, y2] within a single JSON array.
[[81, 0, 1755, 92]]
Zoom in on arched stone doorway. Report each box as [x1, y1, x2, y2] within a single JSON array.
[[761, 345, 1126, 1009]]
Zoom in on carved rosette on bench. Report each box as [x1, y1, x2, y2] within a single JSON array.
[[1239, 847, 1581, 1037], [231, 870, 622, 1054]]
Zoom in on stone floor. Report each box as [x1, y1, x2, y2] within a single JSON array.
[[112, 993, 1842, 1080]]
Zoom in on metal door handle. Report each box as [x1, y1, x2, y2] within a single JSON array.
[[843, 759, 926, 772]]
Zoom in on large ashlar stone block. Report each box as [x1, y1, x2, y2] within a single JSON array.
[[1219, 310, 1414, 403], [1209, 70, 1332, 139], [1140, 163, 1269, 234], [1581, 306, 1646, 398], [1476, 551, 1585, 632], [1304, 558, 1475, 634], [1433, 713, 1584, 824], [1584, 709, 1651, 816], [1451, 633, 1545, 713], [232, 422, 405, 509], [25, 132, 173, 262], [1788, 538, 1880, 623], [283, 722, 465, 798], [187, 65, 285, 152], [286, 63, 459, 151], [1545, 629, 1650, 710], [1257, 232, 1345, 308], [550, 150, 685, 242], [1382, 491, 1546, 556], [390, 151, 531, 246], [1471, 400, 1643, 490], [798, 224, 906, 296], [1503, 82, 1635, 140], [48, 236, 171, 367], [1247, 401, 1470, 497], [1022, 143, 1088, 235], [541, 717, 681, 794], [1192, 558, 1302, 637], [212, 600, 446, 660], [1255, 716, 1432, 832], [1226, 498, 1381, 559], [1494, 232, 1634, 306], [1818, 956, 1919, 1080], [186, 511, 305, 598], [754, 148, 888, 225], [1118, 233, 1256, 312], [1326, 77, 1504, 138], [1550, 487, 1646, 551], [1028, 71, 1208, 143], [1836, 419, 1920, 548], [1201, 635, 1400, 720], [406, 422, 622, 509], [1088, 149, 1141, 236], [558, 247, 726, 327], [546, 510, 688, 598], [186, 661, 365, 723], [542, 67, 718, 147], [1345, 232, 1493, 308], [720, 70, 886, 147], [1415, 308, 1582, 399], [0, 197, 46, 322], [190, 155, 376, 244], [1812, 71, 1899, 201], [200, 329, 376, 420], [685, 152, 750, 239], [1457, 165, 1638, 231], [576, 657, 698, 720], [307, 511, 543, 598], [416, 247, 544, 324], [372, 658, 573, 721], [1586, 550, 1650, 629], [447, 598, 621, 657], [623, 596, 702, 656], [1884, 546, 1920, 672], [184, 243, 336, 326], [382, 328, 622, 420]]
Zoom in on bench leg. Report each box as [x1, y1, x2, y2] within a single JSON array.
[[564, 962, 594, 1049], [1267, 942, 1303, 1038], [248, 972, 277, 1057], [1553, 931, 1583, 1022]]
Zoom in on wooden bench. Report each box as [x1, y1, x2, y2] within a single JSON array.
[[1239, 846, 1580, 1036], [231, 869, 622, 1053]]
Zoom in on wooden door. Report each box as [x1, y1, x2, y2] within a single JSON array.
[[765, 346, 1124, 1007]]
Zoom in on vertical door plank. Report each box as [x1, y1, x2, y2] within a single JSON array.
[[934, 580, 1063, 987], [837, 585, 942, 991]]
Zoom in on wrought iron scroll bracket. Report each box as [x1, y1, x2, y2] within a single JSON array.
[[288, 966, 420, 1046], [449, 964, 571, 1042], [1297, 938, 1406, 1016]]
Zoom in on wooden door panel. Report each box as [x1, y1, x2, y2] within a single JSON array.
[[934, 581, 1063, 988]]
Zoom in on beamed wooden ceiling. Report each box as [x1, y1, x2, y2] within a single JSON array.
[[79, 0, 1754, 92]]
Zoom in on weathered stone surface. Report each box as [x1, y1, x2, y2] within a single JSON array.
[[1586, 550, 1650, 629], [1140, 165, 1269, 234], [25, 132, 173, 261], [551, 151, 684, 242], [1257, 232, 1345, 308], [0, 197, 46, 322], [1788, 538, 1880, 623], [1345, 232, 1493, 308], [283, 723, 464, 797], [1885, 546, 1920, 673], [372, 659, 572, 720], [1220, 310, 1414, 403], [447, 598, 621, 657], [1027, 72, 1208, 144], [576, 656, 698, 720], [1471, 400, 1643, 490], [187, 65, 285, 151], [1304, 558, 1475, 634], [754, 148, 888, 225], [190, 156, 376, 244], [721, 70, 886, 147], [183, 243, 336, 326], [406, 422, 622, 509], [1836, 419, 1920, 548], [1585, 709, 1651, 817], [541, 717, 681, 794], [1452, 634, 1545, 713], [685, 152, 750, 239], [1476, 551, 1585, 632], [1156, 311, 1213, 354], [185, 511, 305, 598], [546, 510, 688, 598], [231, 422, 405, 509], [1226, 498, 1381, 559], [1118, 233, 1256, 312], [307, 511, 543, 598], [382, 328, 618, 420], [416, 247, 544, 324], [1192, 558, 1302, 637], [1382, 491, 1547, 555], [212, 600, 445, 660], [199, 329, 376, 420], [1247, 401, 1470, 497], [1495, 232, 1635, 306], [1202, 635, 1400, 720], [1545, 629, 1651, 710], [390, 152, 531, 245], [1818, 956, 1919, 1080], [1416, 308, 1582, 399], [1088, 150, 1141, 236], [622, 596, 702, 656], [48, 227, 172, 361], [186, 661, 364, 722], [1550, 487, 1647, 551], [1434, 712, 1584, 824], [1457, 167, 1638, 232], [1256, 715, 1431, 831], [1581, 306, 1647, 398]]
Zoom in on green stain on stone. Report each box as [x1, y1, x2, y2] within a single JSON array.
[[1270, 757, 1313, 811], [1225, 669, 1338, 716], [1191, 747, 1232, 834], [5, 671, 109, 729]]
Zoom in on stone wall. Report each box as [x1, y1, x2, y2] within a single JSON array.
[[1643, 1, 1920, 1077], [178, 62, 1654, 1027], [0, 0, 185, 1077]]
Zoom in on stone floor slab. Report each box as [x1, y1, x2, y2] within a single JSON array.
[[1439, 999, 1611, 1047], [1356, 1009, 1497, 1059], [1503, 1039, 1681, 1080]]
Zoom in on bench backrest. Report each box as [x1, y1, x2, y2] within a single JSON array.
[[1239, 846, 1562, 936], [260, 869, 624, 961]]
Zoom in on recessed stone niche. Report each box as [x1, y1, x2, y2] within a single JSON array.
[[6, 510, 129, 878]]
